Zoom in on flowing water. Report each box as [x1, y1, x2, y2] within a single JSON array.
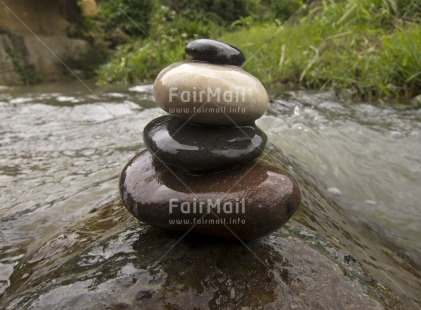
[[0, 83, 420, 309]]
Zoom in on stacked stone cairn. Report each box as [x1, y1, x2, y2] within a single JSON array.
[[120, 39, 301, 240]]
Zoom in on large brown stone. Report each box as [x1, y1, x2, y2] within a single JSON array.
[[120, 149, 301, 240]]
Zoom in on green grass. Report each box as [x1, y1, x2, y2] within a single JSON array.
[[97, 40, 184, 84], [96, 0, 421, 100], [221, 0, 421, 99]]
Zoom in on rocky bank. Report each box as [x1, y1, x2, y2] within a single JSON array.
[[0, 0, 93, 85]]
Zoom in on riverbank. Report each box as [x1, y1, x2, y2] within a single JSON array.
[[96, 0, 420, 101]]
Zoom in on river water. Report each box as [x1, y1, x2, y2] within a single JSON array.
[[0, 83, 420, 308]]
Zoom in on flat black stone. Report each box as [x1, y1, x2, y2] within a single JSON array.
[[185, 39, 245, 66], [143, 115, 267, 171]]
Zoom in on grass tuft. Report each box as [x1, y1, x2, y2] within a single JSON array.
[[96, 0, 421, 100]]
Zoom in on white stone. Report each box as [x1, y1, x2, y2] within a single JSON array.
[[153, 62, 269, 125]]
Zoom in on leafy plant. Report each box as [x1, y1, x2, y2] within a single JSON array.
[[96, 0, 421, 100], [5, 47, 38, 85], [96, 0, 157, 36]]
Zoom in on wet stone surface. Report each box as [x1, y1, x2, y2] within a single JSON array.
[[185, 39, 245, 66], [0, 203, 394, 310], [143, 115, 267, 171], [153, 61, 269, 125], [120, 148, 301, 240]]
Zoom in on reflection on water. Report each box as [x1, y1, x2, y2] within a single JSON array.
[[0, 206, 389, 309], [0, 83, 420, 308]]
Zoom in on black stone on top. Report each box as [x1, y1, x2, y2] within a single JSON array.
[[185, 39, 245, 66], [143, 115, 267, 172]]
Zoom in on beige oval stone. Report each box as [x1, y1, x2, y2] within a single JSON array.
[[153, 62, 269, 125]]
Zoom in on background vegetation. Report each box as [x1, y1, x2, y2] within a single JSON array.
[[82, 0, 420, 100]]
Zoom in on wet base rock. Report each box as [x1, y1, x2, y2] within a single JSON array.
[[120, 149, 301, 240]]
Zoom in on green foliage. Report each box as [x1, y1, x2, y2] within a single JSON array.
[[96, 0, 157, 36], [219, 0, 421, 99], [6, 47, 38, 85], [262, 0, 303, 21], [97, 39, 185, 84], [64, 42, 109, 79], [61, 0, 87, 37], [161, 0, 262, 24], [149, 5, 220, 41], [97, 3, 222, 84], [97, 0, 420, 100], [380, 0, 421, 19], [378, 26, 421, 97]]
